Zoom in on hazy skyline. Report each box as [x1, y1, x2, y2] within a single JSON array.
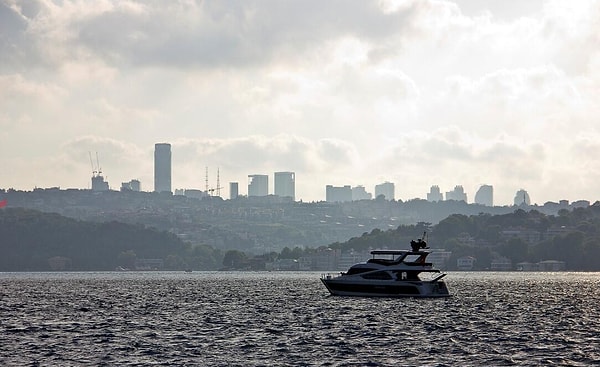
[[1, 0, 599, 205]]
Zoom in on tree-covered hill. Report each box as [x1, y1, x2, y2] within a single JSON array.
[[0, 208, 222, 271], [321, 205, 600, 270]]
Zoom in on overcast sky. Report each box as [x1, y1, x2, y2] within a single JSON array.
[[1, 0, 599, 205]]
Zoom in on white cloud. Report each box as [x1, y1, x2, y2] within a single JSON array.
[[1, 0, 600, 205]]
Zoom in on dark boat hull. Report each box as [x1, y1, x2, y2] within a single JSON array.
[[320, 278, 451, 298]]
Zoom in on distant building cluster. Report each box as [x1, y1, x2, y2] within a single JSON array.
[[121, 179, 141, 192], [326, 182, 395, 203], [426, 184, 528, 208], [326, 185, 352, 203], [86, 142, 548, 206], [242, 171, 296, 200]]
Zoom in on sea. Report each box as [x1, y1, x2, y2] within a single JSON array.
[[1, 271, 599, 367]]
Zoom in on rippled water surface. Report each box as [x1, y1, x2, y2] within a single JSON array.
[[1, 271, 600, 366]]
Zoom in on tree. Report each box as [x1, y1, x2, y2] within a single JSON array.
[[222, 250, 248, 269], [499, 238, 529, 264]]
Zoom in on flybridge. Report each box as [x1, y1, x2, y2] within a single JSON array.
[[368, 249, 432, 266]]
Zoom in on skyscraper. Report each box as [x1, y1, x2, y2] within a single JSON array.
[[475, 185, 493, 206], [514, 189, 531, 206], [154, 143, 171, 193], [427, 185, 443, 202], [374, 182, 395, 200], [230, 182, 239, 200], [274, 172, 295, 200], [248, 174, 268, 197], [446, 185, 467, 202], [352, 185, 372, 201], [326, 185, 352, 203]]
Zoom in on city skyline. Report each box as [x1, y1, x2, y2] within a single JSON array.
[[2, 1, 599, 206], [0, 142, 587, 206], [0, 146, 591, 206]]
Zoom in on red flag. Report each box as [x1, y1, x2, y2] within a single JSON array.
[[0, 199, 6, 208]]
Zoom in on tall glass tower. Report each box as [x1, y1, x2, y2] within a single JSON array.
[[248, 174, 268, 197], [274, 171, 295, 200], [154, 143, 172, 193]]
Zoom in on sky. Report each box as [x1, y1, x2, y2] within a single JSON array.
[[1, 0, 599, 206]]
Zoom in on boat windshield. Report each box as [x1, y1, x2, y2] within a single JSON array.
[[403, 254, 424, 263]]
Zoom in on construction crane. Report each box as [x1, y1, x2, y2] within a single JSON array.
[[88, 151, 103, 177], [89, 152, 97, 177], [95, 152, 102, 176], [205, 167, 223, 196]]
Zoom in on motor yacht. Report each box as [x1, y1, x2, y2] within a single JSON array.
[[320, 238, 451, 298]]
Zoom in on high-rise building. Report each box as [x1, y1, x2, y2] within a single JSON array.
[[230, 182, 239, 199], [274, 172, 295, 200], [427, 185, 443, 202], [514, 189, 531, 206], [374, 182, 395, 200], [248, 174, 268, 197], [475, 185, 493, 206], [121, 179, 141, 192], [154, 143, 172, 193], [91, 175, 109, 191], [446, 185, 467, 202], [352, 186, 372, 201], [326, 185, 352, 203]]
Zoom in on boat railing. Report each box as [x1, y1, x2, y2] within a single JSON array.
[[321, 272, 343, 280]]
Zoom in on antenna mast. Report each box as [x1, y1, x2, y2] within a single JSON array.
[[205, 166, 209, 193], [216, 168, 221, 197]]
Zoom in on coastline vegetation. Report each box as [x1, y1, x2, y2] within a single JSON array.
[[3, 205, 600, 271]]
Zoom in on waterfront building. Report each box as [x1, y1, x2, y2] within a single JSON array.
[[457, 256, 476, 270], [491, 257, 512, 271]]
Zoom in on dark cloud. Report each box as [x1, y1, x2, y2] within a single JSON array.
[[5, 0, 418, 70]]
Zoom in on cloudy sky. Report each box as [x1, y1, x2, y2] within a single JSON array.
[[1, 0, 599, 205]]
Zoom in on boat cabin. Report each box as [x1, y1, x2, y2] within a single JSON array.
[[367, 250, 432, 266]]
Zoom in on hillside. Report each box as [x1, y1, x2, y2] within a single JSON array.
[[0, 208, 222, 271], [326, 206, 600, 270]]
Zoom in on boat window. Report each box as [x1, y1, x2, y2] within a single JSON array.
[[403, 255, 421, 262], [361, 271, 393, 280], [346, 267, 377, 275]]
